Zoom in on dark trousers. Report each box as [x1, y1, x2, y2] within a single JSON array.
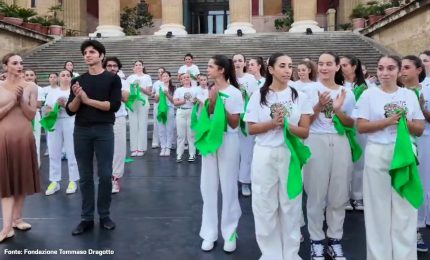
[[74, 124, 114, 221]]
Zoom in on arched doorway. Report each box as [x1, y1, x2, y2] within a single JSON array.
[[184, 0, 229, 34]]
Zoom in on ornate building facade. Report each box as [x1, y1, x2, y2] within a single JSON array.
[[2, 0, 380, 36]]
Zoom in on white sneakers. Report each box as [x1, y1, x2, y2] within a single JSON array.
[[45, 182, 60, 195], [131, 151, 144, 157], [223, 239, 237, 253], [66, 181, 77, 194], [112, 178, 120, 194], [159, 148, 171, 157], [241, 184, 251, 197], [201, 240, 215, 252]]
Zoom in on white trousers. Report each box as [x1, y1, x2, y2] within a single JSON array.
[[47, 117, 79, 182], [350, 133, 367, 200], [303, 133, 352, 240], [363, 142, 417, 260], [239, 132, 255, 184], [152, 103, 159, 147], [33, 109, 41, 167], [157, 107, 175, 149], [252, 144, 302, 260], [113, 116, 127, 179], [418, 135, 430, 228], [200, 133, 241, 242], [176, 109, 195, 156], [129, 102, 148, 152]]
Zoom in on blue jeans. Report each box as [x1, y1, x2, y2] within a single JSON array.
[[74, 124, 114, 221]]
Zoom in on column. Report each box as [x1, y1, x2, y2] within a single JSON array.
[[154, 0, 187, 36], [326, 8, 336, 31], [91, 0, 124, 37], [63, 0, 87, 35], [225, 0, 256, 34], [290, 0, 323, 33], [337, 0, 361, 25]]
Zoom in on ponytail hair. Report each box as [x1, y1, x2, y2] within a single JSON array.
[[212, 55, 239, 89], [340, 55, 366, 87], [260, 52, 298, 106], [320, 51, 344, 85], [250, 57, 267, 77], [402, 55, 426, 83]]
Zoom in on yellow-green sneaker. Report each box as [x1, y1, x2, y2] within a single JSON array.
[[66, 181, 77, 194], [45, 182, 60, 196]]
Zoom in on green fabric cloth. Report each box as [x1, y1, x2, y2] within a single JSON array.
[[239, 90, 250, 136], [389, 115, 424, 209], [283, 116, 312, 199], [332, 115, 362, 162], [194, 93, 229, 156], [412, 88, 420, 100], [31, 119, 35, 131], [125, 83, 146, 112], [157, 87, 168, 124], [352, 83, 368, 101], [125, 157, 134, 163], [39, 103, 61, 132], [191, 102, 200, 131]]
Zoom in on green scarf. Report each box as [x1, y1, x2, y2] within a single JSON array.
[[412, 88, 420, 100], [31, 119, 35, 131], [125, 83, 146, 112], [191, 102, 200, 131], [283, 116, 312, 199], [194, 93, 229, 156], [39, 103, 61, 132], [389, 115, 424, 209], [239, 90, 250, 136], [157, 87, 168, 124], [352, 83, 368, 101], [332, 115, 362, 162]]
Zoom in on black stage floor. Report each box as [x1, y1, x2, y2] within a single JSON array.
[[1, 142, 429, 260]]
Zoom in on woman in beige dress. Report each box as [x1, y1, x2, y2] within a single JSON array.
[[0, 53, 40, 242]]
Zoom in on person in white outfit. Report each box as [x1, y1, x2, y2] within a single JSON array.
[[178, 53, 200, 86], [199, 55, 244, 253], [233, 54, 259, 197], [42, 73, 59, 157], [103, 57, 129, 194], [356, 55, 424, 260], [151, 67, 165, 149], [24, 69, 43, 167], [245, 53, 313, 260], [155, 71, 176, 157], [400, 55, 429, 252], [289, 59, 318, 97], [127, 60, 152, 157], [420, 51, 430, 87], [248, 57, 267, 88], [44, 70, 79, 195], [340, 55, 368, 211], [303, 52, 356, 260], [64, 60, 80, 79], [173, 73, 200, 162]]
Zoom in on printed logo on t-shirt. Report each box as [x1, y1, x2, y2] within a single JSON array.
[[270, 102, 292, 119], [383, 101, 408, 118], [184, 92, 192, 101], [321, 99, 334, 118], [239, 83, 248, 99]]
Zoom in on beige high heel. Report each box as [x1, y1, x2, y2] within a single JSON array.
[[12, 219, 31, 231]]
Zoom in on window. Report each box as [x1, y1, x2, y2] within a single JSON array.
[[31, 0, 36, 8]]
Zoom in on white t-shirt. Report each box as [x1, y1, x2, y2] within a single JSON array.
[[45, 87, 72, 118], [219, 85, 244, 133], [197, 87, 209, 103], [422, 83, 430, 136], [173, 86, 201, 109], [126, 74, 152, 101], [37, 85, 45, 102], [238, 73, 259, 98], [256, 77, 266, 88], [244, 87, 313, 147], [178, 64, 200, 86], [155, 84, 174, 108], [308, 82, 356, 134], [354, 87, 424, 144], [291, 80, 318, 97], [115, 79, 130, 118]]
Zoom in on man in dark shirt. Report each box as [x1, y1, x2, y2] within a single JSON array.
[[66, 40, 122, 235]]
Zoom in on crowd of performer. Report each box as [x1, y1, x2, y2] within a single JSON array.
[[0, 39, 430, 260]]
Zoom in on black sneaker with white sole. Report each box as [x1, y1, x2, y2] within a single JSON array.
[[327, 238, 346, 260], [310, 239, 325, 260]]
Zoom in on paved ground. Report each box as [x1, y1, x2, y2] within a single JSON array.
[[0, 140, 429, 260]]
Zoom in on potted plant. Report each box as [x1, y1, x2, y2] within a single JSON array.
[[367, 3, 385, 25], [40, 18, 50, 34], [47, 4, 64, 36], [2, 4, 23, 26], [274, 5, 294, 32], [350, 4, 368, 30], [383, 0, 401, 15], [17, 7, 38, 31], [0, 1, 7, 20], [29, 16, 46, 33]]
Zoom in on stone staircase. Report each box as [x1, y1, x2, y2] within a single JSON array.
[[23, 32, 391, 137]]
